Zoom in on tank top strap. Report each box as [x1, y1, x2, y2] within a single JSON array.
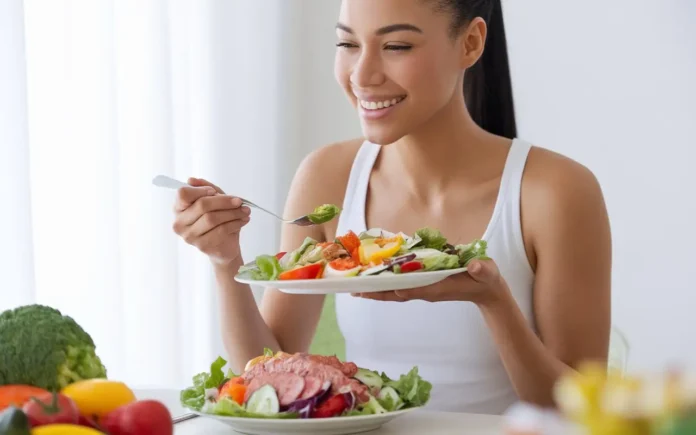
[[337, 141, 380, 233]]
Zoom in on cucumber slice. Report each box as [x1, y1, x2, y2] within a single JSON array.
[[354, 368, 384, 390], [377, 386, 404, 411], [245, 384, 280, 415]]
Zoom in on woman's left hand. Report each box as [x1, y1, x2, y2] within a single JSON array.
[[352, 258, 508, 305]]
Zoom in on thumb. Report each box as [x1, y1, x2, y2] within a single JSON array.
[[188, 177, 225, 194], [466, 258, 499, 284]]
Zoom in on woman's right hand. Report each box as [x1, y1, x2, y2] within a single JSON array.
[[172, 177, 251, 265]]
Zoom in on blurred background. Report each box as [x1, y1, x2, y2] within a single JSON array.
[[1, 0, 694, 389]]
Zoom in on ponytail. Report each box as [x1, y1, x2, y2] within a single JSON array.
[[461, 1, 517, 139]]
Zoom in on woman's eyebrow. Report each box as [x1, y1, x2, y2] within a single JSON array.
[[336, 22, 424, 35]]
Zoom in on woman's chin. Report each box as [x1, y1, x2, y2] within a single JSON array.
[[360, 126, 406, 146]]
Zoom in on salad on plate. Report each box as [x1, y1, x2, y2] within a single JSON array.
[[236, 227, 488, 282], [180, 350, 432, 419]]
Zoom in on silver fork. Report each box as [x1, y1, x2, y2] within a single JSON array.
[[152, 175, 315, 226]]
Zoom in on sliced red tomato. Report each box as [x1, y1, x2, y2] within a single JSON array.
[[311, 394, 348, 418], [350, 247, 360, 264], [336, 231, 360, 254], [278, 263, 324, 280], [275, 252, 286, 260], [400, 261, 423, 273], [328, 257, 359, 271]]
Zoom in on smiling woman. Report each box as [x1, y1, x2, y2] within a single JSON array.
[[170, 0, 612, 415]]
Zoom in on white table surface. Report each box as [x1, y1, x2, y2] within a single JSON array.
[[135, 389, 506, 435]]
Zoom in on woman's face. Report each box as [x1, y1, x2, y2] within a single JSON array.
[[334, 0, 468, 145]]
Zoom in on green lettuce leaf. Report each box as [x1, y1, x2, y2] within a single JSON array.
[[414, 228, 448, 251], [422, 253, 460, 271], [385, 367, 432, 408], [455, 239, 489, 266], [286, 237, 318, 268], [179, 356, 228, 411]]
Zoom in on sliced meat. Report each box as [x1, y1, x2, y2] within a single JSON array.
[[299, 376, 323, 400], [243, 353, 369, 403], [321, 243, 349, 261], [244, 372, 306, 406]]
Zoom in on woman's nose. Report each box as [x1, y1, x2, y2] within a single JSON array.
[[350, 51, 385, 88]]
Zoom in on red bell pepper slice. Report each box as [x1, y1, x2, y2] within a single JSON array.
[[275, 252, 286, 260], [278, 263, 324, 280], [400, 261, 423, 273]]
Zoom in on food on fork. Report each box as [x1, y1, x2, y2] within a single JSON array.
[[237, 227, 488, 281]]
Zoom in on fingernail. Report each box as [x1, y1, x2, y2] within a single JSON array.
[[231, 197, 242, 207], [469, 262, 481, 273], [242, 206, 251, 215], [205, 187, 217, 195]]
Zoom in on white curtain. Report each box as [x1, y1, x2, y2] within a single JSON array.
[[0, 0, 356, 389]]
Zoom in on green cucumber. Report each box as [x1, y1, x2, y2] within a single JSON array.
[[245, 385, 280, 415]]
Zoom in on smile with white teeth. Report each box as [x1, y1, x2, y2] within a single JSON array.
[[359, 96, 406, 110]]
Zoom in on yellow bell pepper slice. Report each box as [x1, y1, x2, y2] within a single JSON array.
[[359, 236, 404, 265]]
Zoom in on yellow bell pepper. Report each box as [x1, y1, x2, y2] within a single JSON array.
[[32, 424, 104, 435], [359, 236, 404, 265], [61, 379, 136, 419]]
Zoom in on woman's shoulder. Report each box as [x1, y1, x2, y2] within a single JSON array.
[[521, 144, 610, 263], [524, 144, 604, 200]]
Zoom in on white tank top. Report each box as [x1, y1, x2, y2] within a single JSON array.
[[334, 139, 536, 415]]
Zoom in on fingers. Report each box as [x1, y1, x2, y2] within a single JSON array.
[[176, 195, 244, 227], [187, 207, 251, 239], [352, 291, 408, 302], [466, 259, 500, 284], [188, 177, 225, 194], [174, 185, 218, 212], [192, 219, 250, 251]]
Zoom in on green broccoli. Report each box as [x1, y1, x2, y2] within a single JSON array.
[[0, 304, 107, 391]]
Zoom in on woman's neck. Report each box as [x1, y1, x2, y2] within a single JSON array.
[[380, 96, 504, 200]]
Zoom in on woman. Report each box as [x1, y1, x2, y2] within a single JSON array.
[[171, 0, 611, 414]]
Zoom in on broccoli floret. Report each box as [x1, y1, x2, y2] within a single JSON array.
[[0, 304, 107, 391]]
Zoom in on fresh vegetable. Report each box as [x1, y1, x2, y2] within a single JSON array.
[[101, 400, 173, 435], [219, 381, 247, 405], [377, 387, 404, 411], [278, 263, 324, 281], [0, 386, 49, 412], [455, 239, 490, 266], [414, 228, 448, 251], [359, 236, 404, 265], [183, 353, 432, 421], [398, 261, 423, 274], [307, 204, 341, 225], [0, 305, 107, 392], [21, 392, 79, 427], [336, 230, 360, 254], [311, 394, 349, 419], [353, 369, 384, 391], [31, 424, 103, 435], [0, 406, 30, 435], [235, 226, 488, 282], [245, 385, 280, 415], [60, 379, 136, 420], [180, 356, 229, 412]]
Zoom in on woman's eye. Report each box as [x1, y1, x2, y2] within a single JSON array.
[[385, 45, 412, 51], [336, 42, 358, 49]]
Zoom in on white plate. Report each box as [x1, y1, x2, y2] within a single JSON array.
[[235, 268, 467, 294], [192, 408, 419, 435]]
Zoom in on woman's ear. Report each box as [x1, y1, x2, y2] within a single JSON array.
[[458, 17, 488, 69]]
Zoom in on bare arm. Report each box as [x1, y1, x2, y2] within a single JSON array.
[[210, 142, 360, 373], [478, 149, 612, 406]]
